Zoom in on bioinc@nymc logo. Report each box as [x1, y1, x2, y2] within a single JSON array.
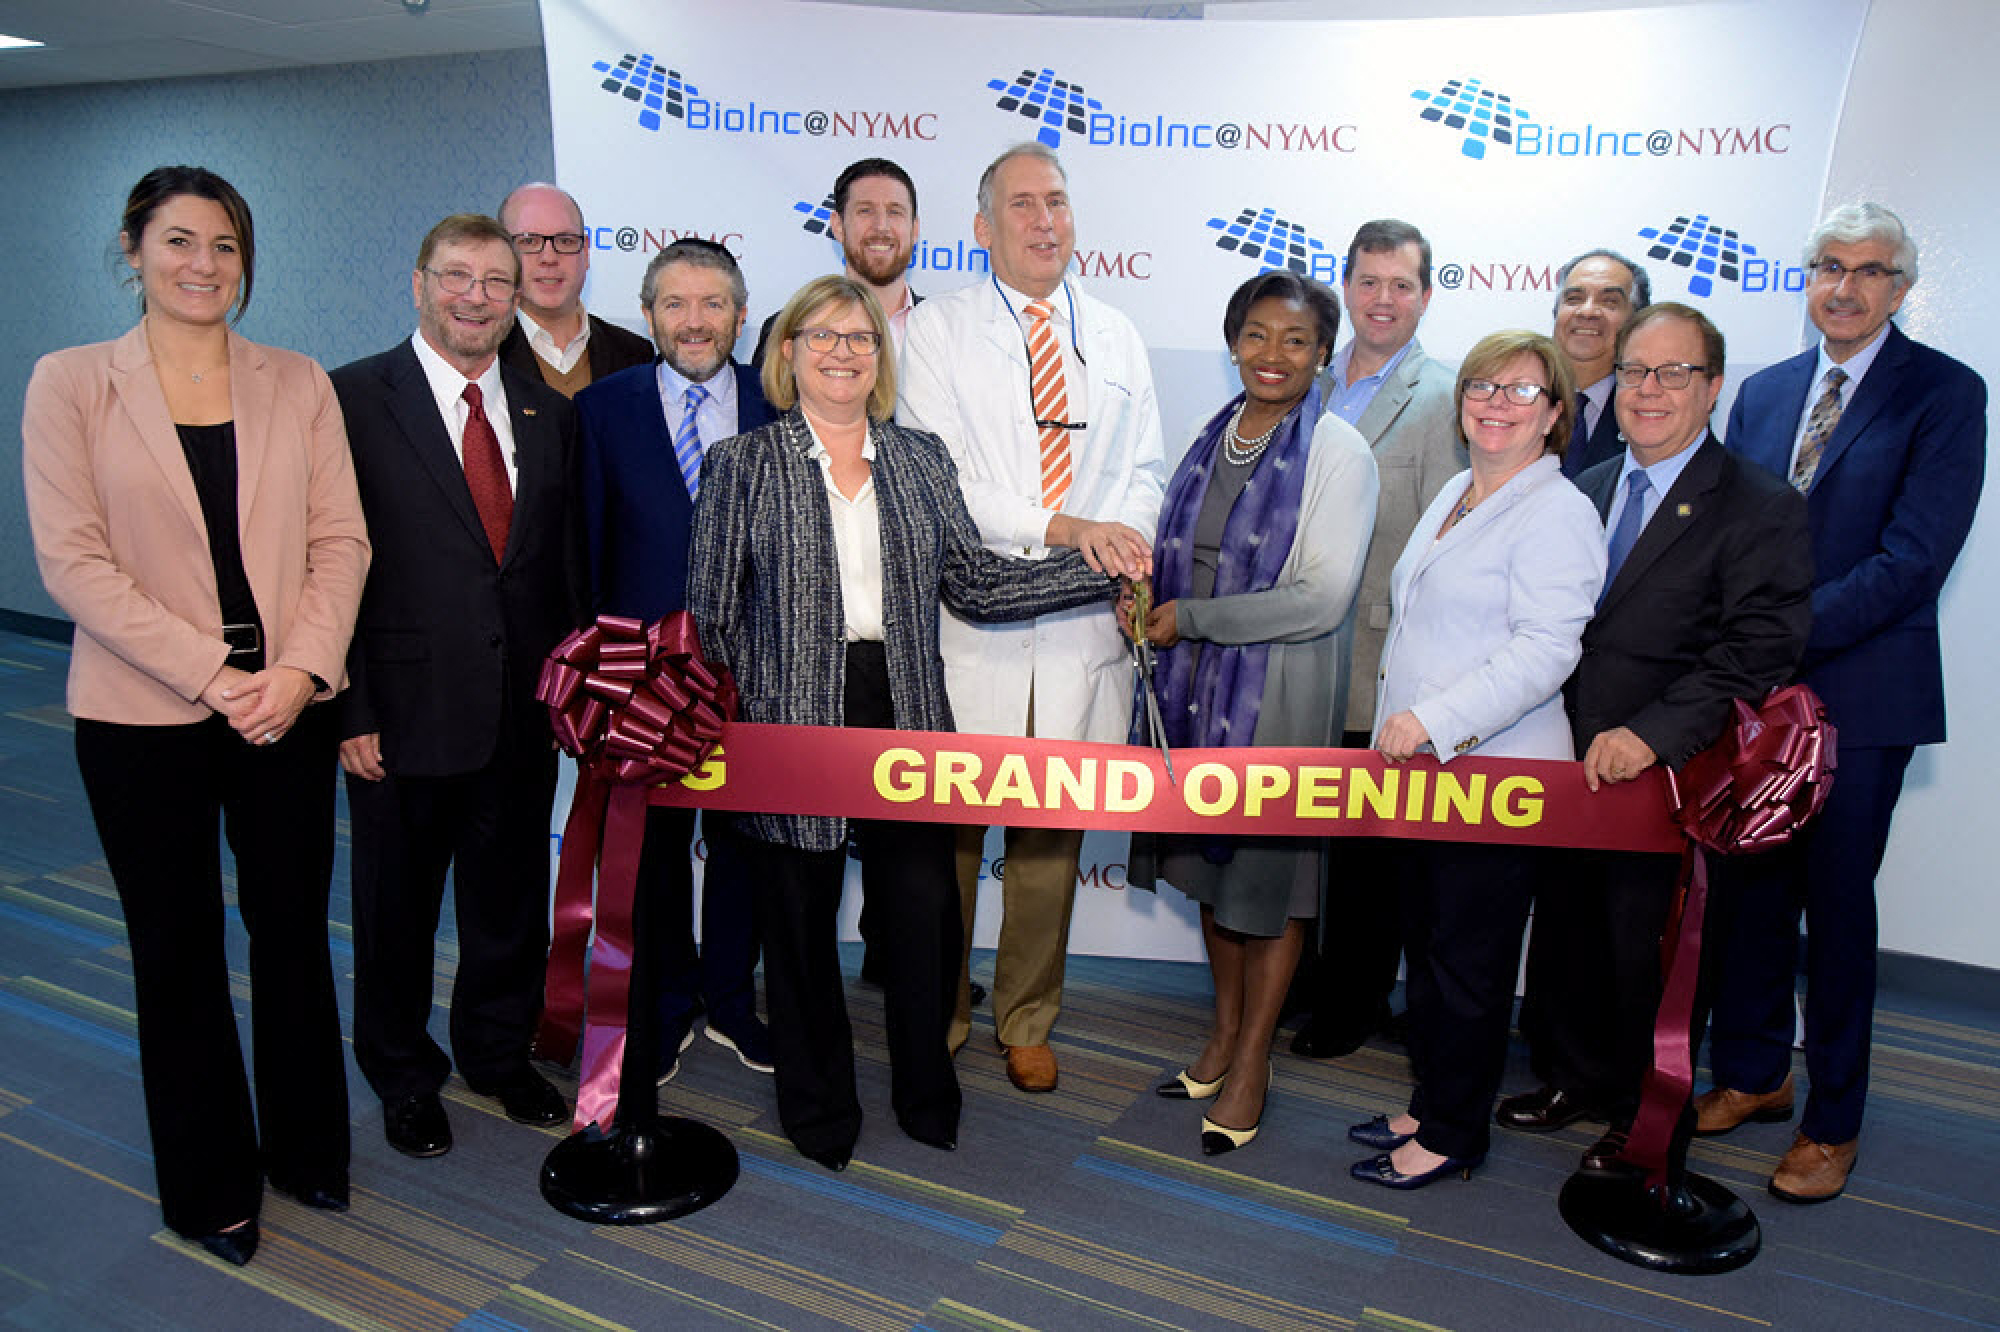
[[1636, 213, 1757, 299], [591, 52, 697, 133], [1408, 77, 1522, 161], [987, 68, 1103, 149], [1204, 207, 1336, 281]]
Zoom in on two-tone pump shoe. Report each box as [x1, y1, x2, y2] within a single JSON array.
[[1155, 1067, 1226, 1100]]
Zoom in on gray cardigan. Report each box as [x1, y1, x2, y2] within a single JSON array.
[[687, 408, 1115, 851]]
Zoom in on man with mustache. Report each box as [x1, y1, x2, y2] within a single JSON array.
[[1551, 249, 1650, 478]]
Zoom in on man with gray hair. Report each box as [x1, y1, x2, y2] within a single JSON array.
[[1551, 248, 1650, 477], [1704, 202, 1986, 1203], [899, 142, 1164, 1094], [495, 182, 653, 397]]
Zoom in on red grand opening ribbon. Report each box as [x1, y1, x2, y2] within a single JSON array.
[[1619, 683, 1837, 1184], [534, 612, 733, 1132]]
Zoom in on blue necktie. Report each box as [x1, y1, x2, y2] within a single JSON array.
[[674, 383, 708, 498], [1604, 468, 1651, 589]]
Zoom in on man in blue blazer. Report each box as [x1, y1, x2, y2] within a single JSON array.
[[575, 238, 777, 1079], [1706, 203, 1987, 1203]]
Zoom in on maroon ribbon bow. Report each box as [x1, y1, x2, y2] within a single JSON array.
[[534, 612, 734, 1132], [1620, 684, 1837, 1184]]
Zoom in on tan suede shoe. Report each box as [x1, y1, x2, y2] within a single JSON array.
[[1692, 1074, 1794, 1135], [1769, 1132, 1857, 1203], [1003, 1043, 1059, 1094]]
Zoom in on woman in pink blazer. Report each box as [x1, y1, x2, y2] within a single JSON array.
[[21, 167, 369, 1265]]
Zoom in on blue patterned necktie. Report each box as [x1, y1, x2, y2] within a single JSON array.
[[1604, 468, 1651, 590], [674, 382, 709, 498], [1790, 367, 1847, 492]]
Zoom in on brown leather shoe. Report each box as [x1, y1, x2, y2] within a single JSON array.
[[1003, 1043, 1059, 1093], [1769, 1132, 1857, 1203], [1693, 1074, 1794, 1136]]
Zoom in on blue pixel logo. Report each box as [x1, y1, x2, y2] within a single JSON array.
[[1636, 213, 1756, 299], [1408, 78, 1523, 161], [987, 68, 1103, 149], [1205, 207, 1336, 280], [791, 193, 837, 237], [591, 52, 697, 132]]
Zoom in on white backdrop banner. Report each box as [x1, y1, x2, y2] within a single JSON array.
[[540, 0, 1863, 961]]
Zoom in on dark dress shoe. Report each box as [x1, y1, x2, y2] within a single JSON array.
[[485, 1072, 568, 1126], [898, 1118, 958, 1152], [801, 1144, 852, 1172], [969, 980, 988, 1007], [384, 1093, 452, 1157], [1347, 1114, 1414, 1150], [1578, 1127, 1639, 1178], [1349, 1150, 1483, 1190], [271, 1175, 350, 1212], [1494, 1085, 1602, 1132], [1290, 1016, 1372, 1060], [193, 1219, 259, 1266]]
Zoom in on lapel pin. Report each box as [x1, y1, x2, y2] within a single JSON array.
[[522, 407, 539, 417], [1676, 503, 1692, 517]]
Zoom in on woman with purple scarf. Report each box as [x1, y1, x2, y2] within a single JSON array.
[[1131, 272, 1378, 1155]]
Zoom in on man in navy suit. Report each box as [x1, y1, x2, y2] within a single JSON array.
[[1705, 202, 1986, 1203], [1553, 249, 1650, 479], [574, 238, 776, 1079], [1497, 304, 1810, 1167], [334, 213, 584, 1157]]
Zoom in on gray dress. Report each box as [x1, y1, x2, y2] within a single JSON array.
[[1131, 412, 1380, 937]]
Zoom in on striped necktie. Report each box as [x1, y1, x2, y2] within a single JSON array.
[[674, 382, 709, 499], [460, 383, 512, 563], [1025, 300, 1072, 511], [1790, 367, 1847, 492]]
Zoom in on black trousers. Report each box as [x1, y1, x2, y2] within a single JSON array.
[[1300, 730, 1403, 1031], [1399, 840, 1539, 1160], [750, 642, 962, 1157], [1523, 849, 1680, 1120], [640, 805, 759, 1039], [75, 707, 348, 1238], [347, 718, 557, 1102]]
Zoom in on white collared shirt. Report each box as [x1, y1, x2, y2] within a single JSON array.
[[410, 332, 517, 491], [802, 418, 884, 643], [1786, 322, 1891, 476], [998, 276, 1088, 423], [515, 307, 594, 375]]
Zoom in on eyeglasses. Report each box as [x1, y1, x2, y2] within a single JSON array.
[[424, 267, 517, 300], [1461, 378, 1551, 405], [1807, 258, 1903, 286], [1613, 361, 1710, 390], [796, 327, 882, 356], [512, 231, 587, 255]]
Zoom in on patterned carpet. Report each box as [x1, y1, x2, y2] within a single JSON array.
[[2, 627, 1997, 1330]]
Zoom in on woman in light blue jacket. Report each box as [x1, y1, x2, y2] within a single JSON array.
[[1347, 330, 1606, 1190]]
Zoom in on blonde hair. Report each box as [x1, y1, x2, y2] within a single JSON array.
[[760, 276, 897, 420], [1456, 329, 1577, 458]]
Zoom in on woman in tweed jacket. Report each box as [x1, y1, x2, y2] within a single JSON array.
[[687, 276, 1115, 1171]]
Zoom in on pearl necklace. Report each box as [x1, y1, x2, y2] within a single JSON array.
[[1223, 402, 1280, 465]]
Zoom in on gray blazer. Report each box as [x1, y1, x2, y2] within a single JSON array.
[[686, 409, 1115, 851], [1338, 340, 1466, 732]]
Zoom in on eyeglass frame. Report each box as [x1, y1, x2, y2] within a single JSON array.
[[423, 266, 518, 300], [1612, 361, 1711, 390], [1460, 378, 1553, 406], [511, 231, 588, 255], [1806, 257, 1904, 286], [795, 326, 883, 357]]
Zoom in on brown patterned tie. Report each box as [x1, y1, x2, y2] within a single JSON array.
[[461, 382, 513, 562], [1790, 367, 1847, 492], [1025, 299, 1072, 511]]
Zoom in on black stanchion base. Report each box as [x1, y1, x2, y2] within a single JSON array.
[[1559, 1169, 1760, 1275], [540, 1117, 740, 1225]]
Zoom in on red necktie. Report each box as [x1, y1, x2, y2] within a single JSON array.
[[461, 382, 513, 562], [1026, 300, 1072, 511]]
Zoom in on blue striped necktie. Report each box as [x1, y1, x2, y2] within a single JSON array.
[[674, 383, 709, 498]]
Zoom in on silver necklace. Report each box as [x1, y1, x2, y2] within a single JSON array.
[[1223, 401, 1280, 466]]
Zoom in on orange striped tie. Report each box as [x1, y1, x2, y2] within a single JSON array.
[[1025, 299, 1072, 511]]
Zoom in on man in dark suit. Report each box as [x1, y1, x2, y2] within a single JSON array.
[[752, 158, 922, 368], [1496, 303, 1812, 1170], [495, 182, 653, 397], [1553, 249, 1650, 478], [1704, 203, 1986, 1202], [574, 237, 776, 1080], [332, 213, 583, 1158]]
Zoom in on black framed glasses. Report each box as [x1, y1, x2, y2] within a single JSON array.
[[1613, 362, 1710, 390], [797, 327, 882, 356], [1462, 378, 1551, 405], [424, 267, 517, 300], [512, 231, 587, 255]]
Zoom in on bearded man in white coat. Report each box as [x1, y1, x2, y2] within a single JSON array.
[[898, 142, 1165, 1094]]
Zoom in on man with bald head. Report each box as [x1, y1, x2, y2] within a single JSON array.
[[496, 182, 653, 397]]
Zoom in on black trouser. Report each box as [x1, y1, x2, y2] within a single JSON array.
[[348, 720, 557, 1102], [1299, 730, 1402, 1032], [641, 806, 759, 1039], [1399, 840, 1539, 1160], [76, 707, 347, 1238], [751, 642, 962, 1157]]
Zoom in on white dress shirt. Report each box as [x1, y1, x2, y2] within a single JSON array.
[[410, 332, 517, 491], [802, 418, 885, 642]]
